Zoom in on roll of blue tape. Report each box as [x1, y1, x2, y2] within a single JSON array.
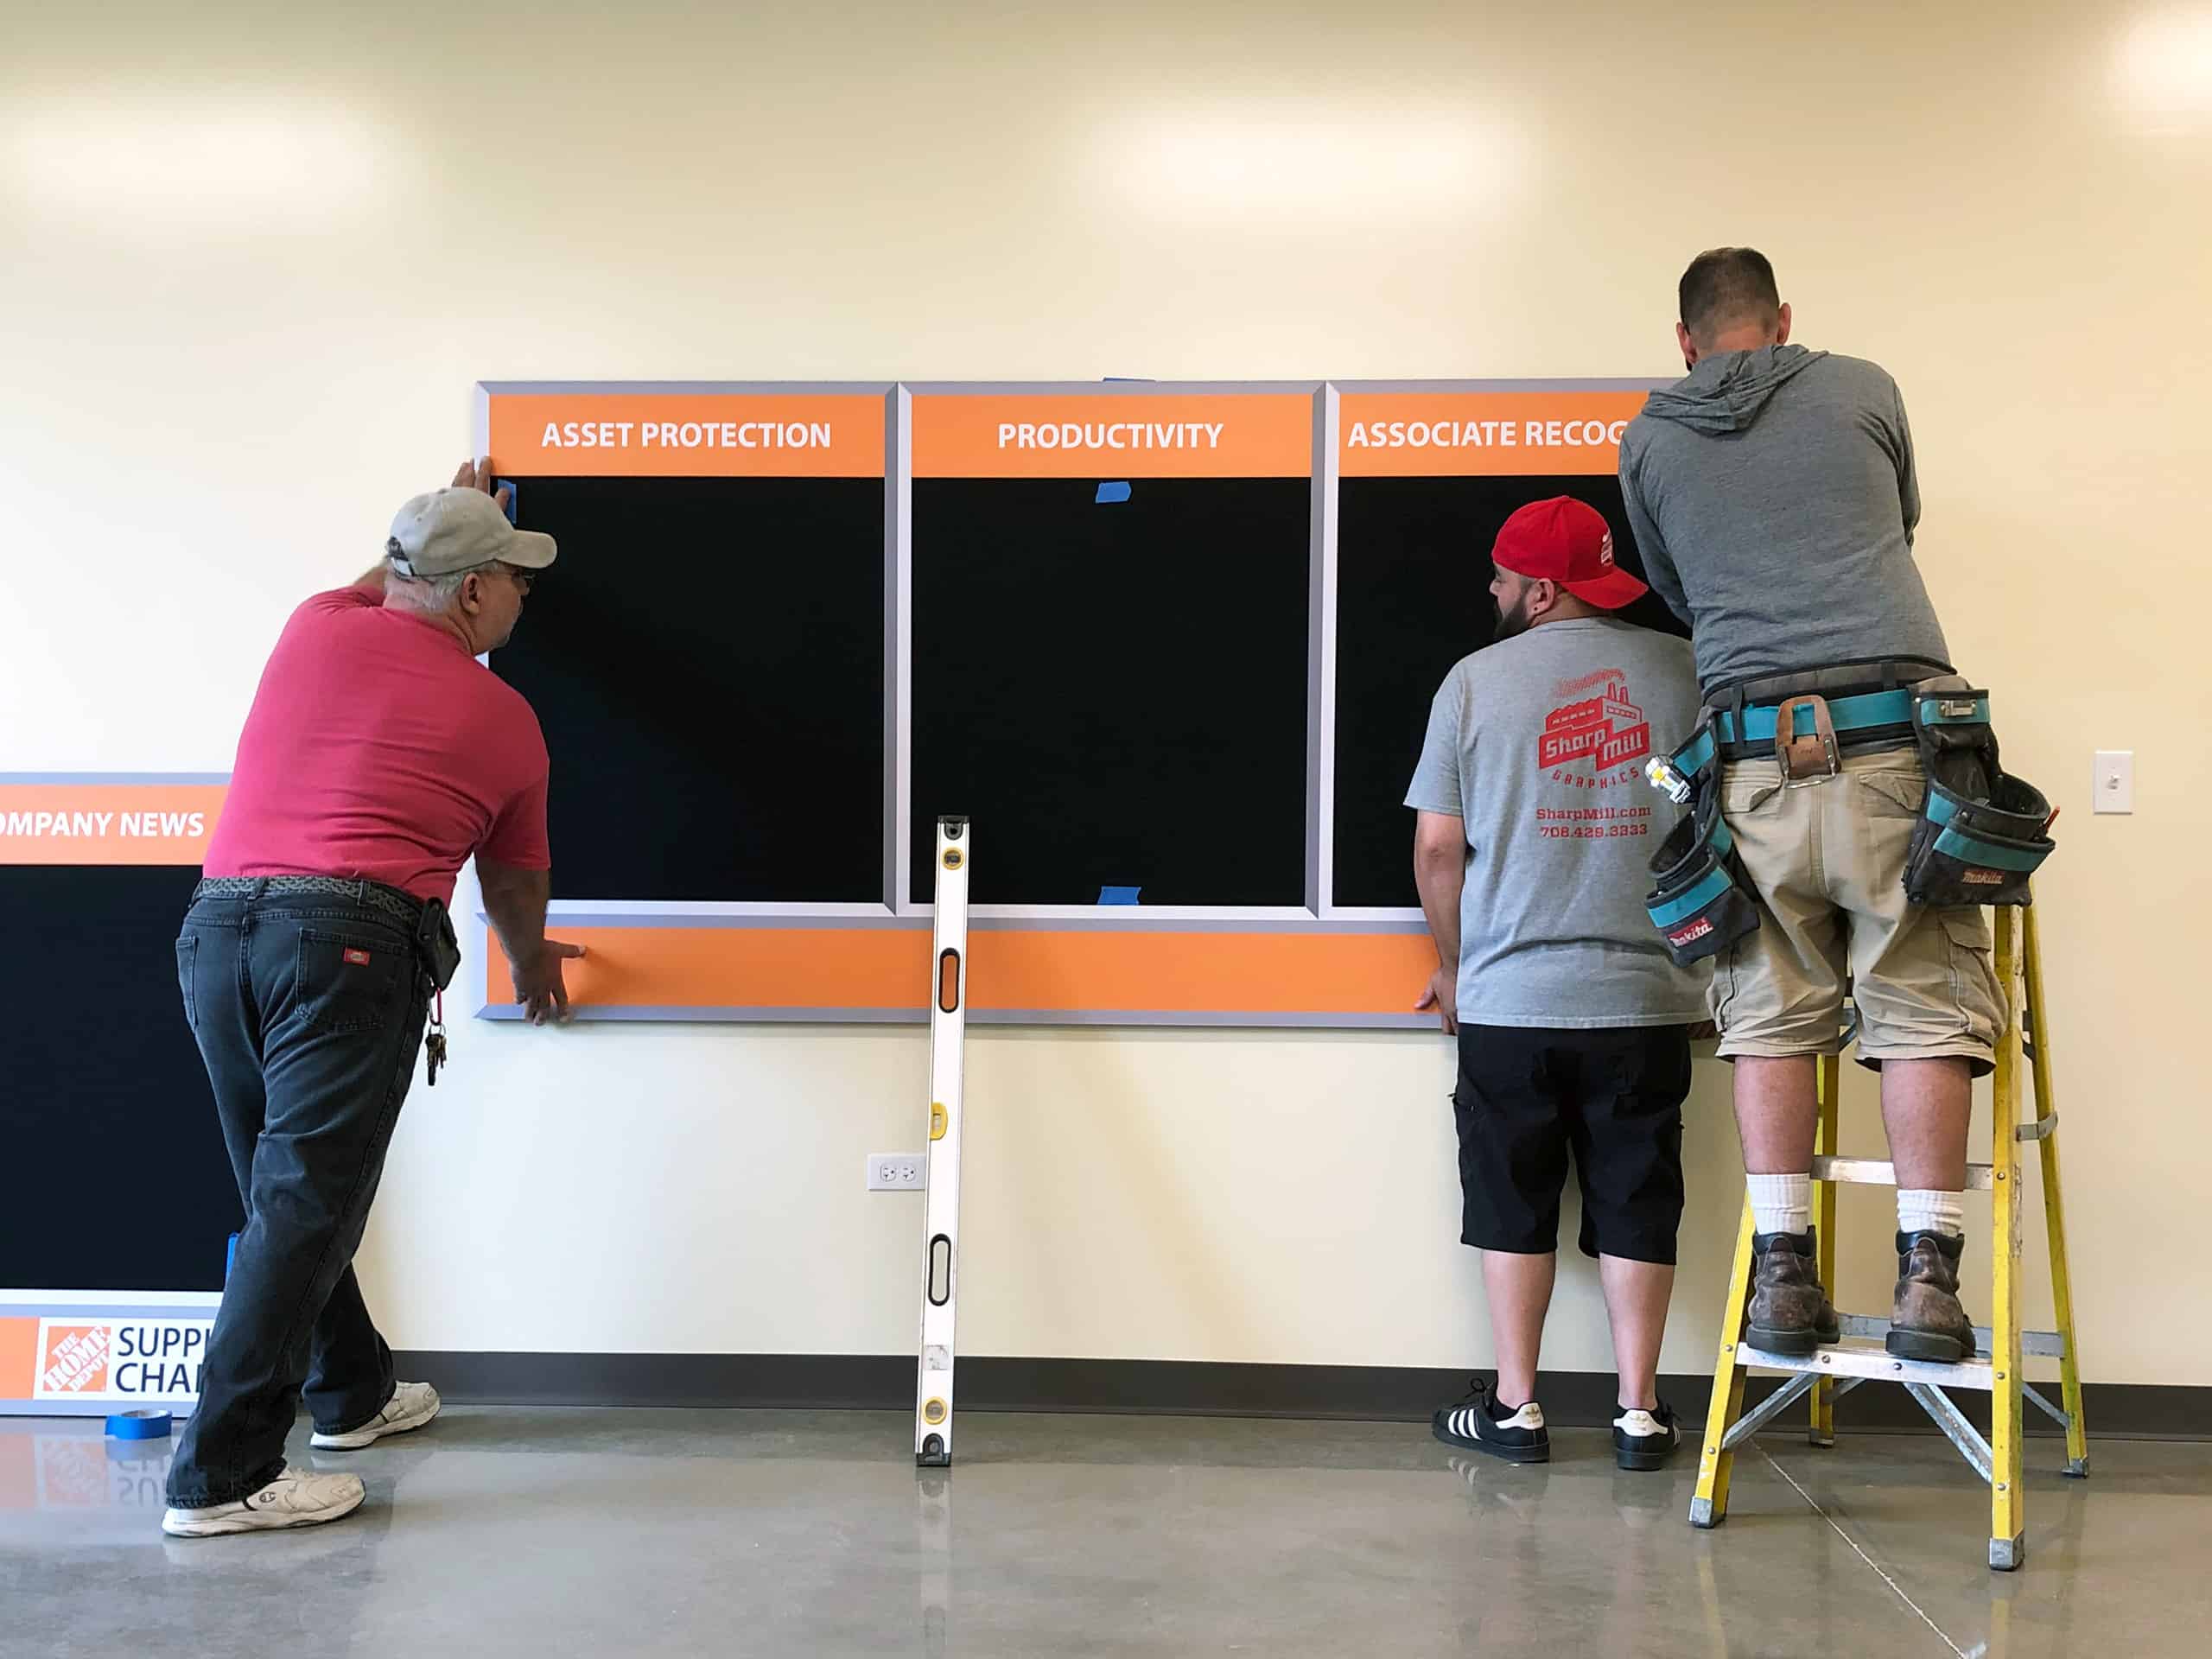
[[105, 1408, 172, 1440]]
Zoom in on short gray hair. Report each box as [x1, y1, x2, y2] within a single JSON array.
[[384, 562, 470, 612]]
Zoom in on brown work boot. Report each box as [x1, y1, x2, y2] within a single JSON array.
[[1885, 1230, 1977, 1363], [1746, 1229, 1842, 1356]]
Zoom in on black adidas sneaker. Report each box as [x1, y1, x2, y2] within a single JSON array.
[[1431, 1377, 1548, 1465], [1611, 1401, 1681, 1471]]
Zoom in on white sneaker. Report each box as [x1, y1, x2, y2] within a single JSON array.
[[311, 1381, 442, 1450], [162, 1466, 365, 1537]]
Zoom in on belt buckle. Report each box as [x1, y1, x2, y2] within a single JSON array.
[[1774, 695, 1842, 789]]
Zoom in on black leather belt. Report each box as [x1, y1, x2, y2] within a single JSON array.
[[192, 875, 426, 927]]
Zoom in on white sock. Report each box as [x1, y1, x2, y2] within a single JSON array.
[[1746, 1173, 1811, 1236], [1897, 1189, 1966, 1238]]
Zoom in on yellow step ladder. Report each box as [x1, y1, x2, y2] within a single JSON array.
[[1689, 904, 2087, 1571]]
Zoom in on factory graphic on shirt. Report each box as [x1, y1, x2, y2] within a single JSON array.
[[1538, 667, 1652, 775], [1532, 668, 1656, 839]]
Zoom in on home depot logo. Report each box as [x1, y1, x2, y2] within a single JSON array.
[[26, 1316, 214, 1402], [38, 1325, 111, 1395]]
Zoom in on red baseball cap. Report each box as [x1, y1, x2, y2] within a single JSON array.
[[1491, 496, 1647, 610]]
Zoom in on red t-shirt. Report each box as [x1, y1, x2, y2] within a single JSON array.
[[204, 587, 550, 905]]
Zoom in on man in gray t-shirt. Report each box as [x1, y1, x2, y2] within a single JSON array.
[[1408, 495, 1705, 1472]]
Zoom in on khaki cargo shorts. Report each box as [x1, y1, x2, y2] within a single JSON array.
[[1713, 746, 2005, 1074]]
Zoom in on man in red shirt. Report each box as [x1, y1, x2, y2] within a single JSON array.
[[164, 462, 582, 1538]]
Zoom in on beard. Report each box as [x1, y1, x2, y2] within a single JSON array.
[[1492, 593, 1533, 642]]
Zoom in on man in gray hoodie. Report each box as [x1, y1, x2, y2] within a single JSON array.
[[1618, 248, 2000, 1365]]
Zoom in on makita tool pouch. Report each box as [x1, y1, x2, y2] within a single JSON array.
[[1901, 677, 2055, 907], [1645, 769, 1761, 967]]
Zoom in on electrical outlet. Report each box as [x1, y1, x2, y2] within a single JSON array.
[[867, 1154, 925, 1191]]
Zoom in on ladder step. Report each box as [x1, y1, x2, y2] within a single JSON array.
[[1835, 1314, 2067, 1358], [1737, 1335, 1997, 1390], [1812, 1155, 1994, 1191]]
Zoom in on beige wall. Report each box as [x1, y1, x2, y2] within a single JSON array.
[[4, 3, 2206, 1384]]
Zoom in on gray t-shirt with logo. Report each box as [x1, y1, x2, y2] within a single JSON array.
[[1405, 615, 1709, 1027]]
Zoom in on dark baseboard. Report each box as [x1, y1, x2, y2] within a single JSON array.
[[393, 1351, 2205, 1440]]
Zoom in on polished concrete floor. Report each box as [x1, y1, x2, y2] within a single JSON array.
[[3, 1407, 2207, 1657]]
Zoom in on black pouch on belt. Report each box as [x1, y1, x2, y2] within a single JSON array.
[[1901, 677, 2056, 907], [415, 897, 463, 990], [1644, 772, 1761, 966]]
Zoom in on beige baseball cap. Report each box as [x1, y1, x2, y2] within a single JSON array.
[[385, 487, 557, 579]]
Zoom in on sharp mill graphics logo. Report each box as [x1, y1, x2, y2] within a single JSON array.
[[1538, 667, 1652, 776]]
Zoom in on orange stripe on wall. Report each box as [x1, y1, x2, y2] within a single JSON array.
[[912, 393, 1313, 479], [489, 394, 887, 478], [1339, 391, 1649, 476], [0, 1318, 37, 1402], [487, 926, 1435, 1017], [0, 785, 225, 867]]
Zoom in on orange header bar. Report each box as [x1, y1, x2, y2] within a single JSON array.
[[1338, 391, 1649, 476], [913, 393, 1312, 479], [0, 785, 224, 866], [488, 394, 886, 478]]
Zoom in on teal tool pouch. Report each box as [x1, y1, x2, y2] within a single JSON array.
[[1901, 678, 2055, 907], [1644, 766, 1761, 966]]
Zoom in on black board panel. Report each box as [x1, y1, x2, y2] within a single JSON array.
[[0, 865, 238, 1291], [1332, 474, 1687, 909], [495, 476, 886, 903], [911, 477, 1311, 906]]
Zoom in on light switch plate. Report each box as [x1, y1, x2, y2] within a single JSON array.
[[2094, 751, 2133, 814]]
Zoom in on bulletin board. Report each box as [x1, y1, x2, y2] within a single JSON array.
[[0, 776, 232, 1415], [471, 378, 1670, 1027], [486, 386, 893, 906], [1328, 383, 1685, 910]]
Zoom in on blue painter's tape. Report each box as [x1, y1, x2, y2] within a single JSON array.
[[1095, 482, 1132, 505], [1098, 886, 1141, 905], [105, 1409, 172, 1440], [499, 480, 518, 524]]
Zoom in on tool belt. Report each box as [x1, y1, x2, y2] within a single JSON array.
[[1642, 661, 2056, 950], [1899, 677, 2056, 906], [1643, 768, 1761, 965], [1656, 658, 1948, 784], [193, 874, 462, 989], [1639, 659, 1937, 967]]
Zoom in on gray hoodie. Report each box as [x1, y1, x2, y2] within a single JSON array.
[[1617, 344, 1951, 695]]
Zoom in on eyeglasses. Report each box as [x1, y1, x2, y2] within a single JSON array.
[[472, 562, 535, 596]]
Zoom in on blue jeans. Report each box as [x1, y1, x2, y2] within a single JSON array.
[[165, 885, 430, 1507]]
